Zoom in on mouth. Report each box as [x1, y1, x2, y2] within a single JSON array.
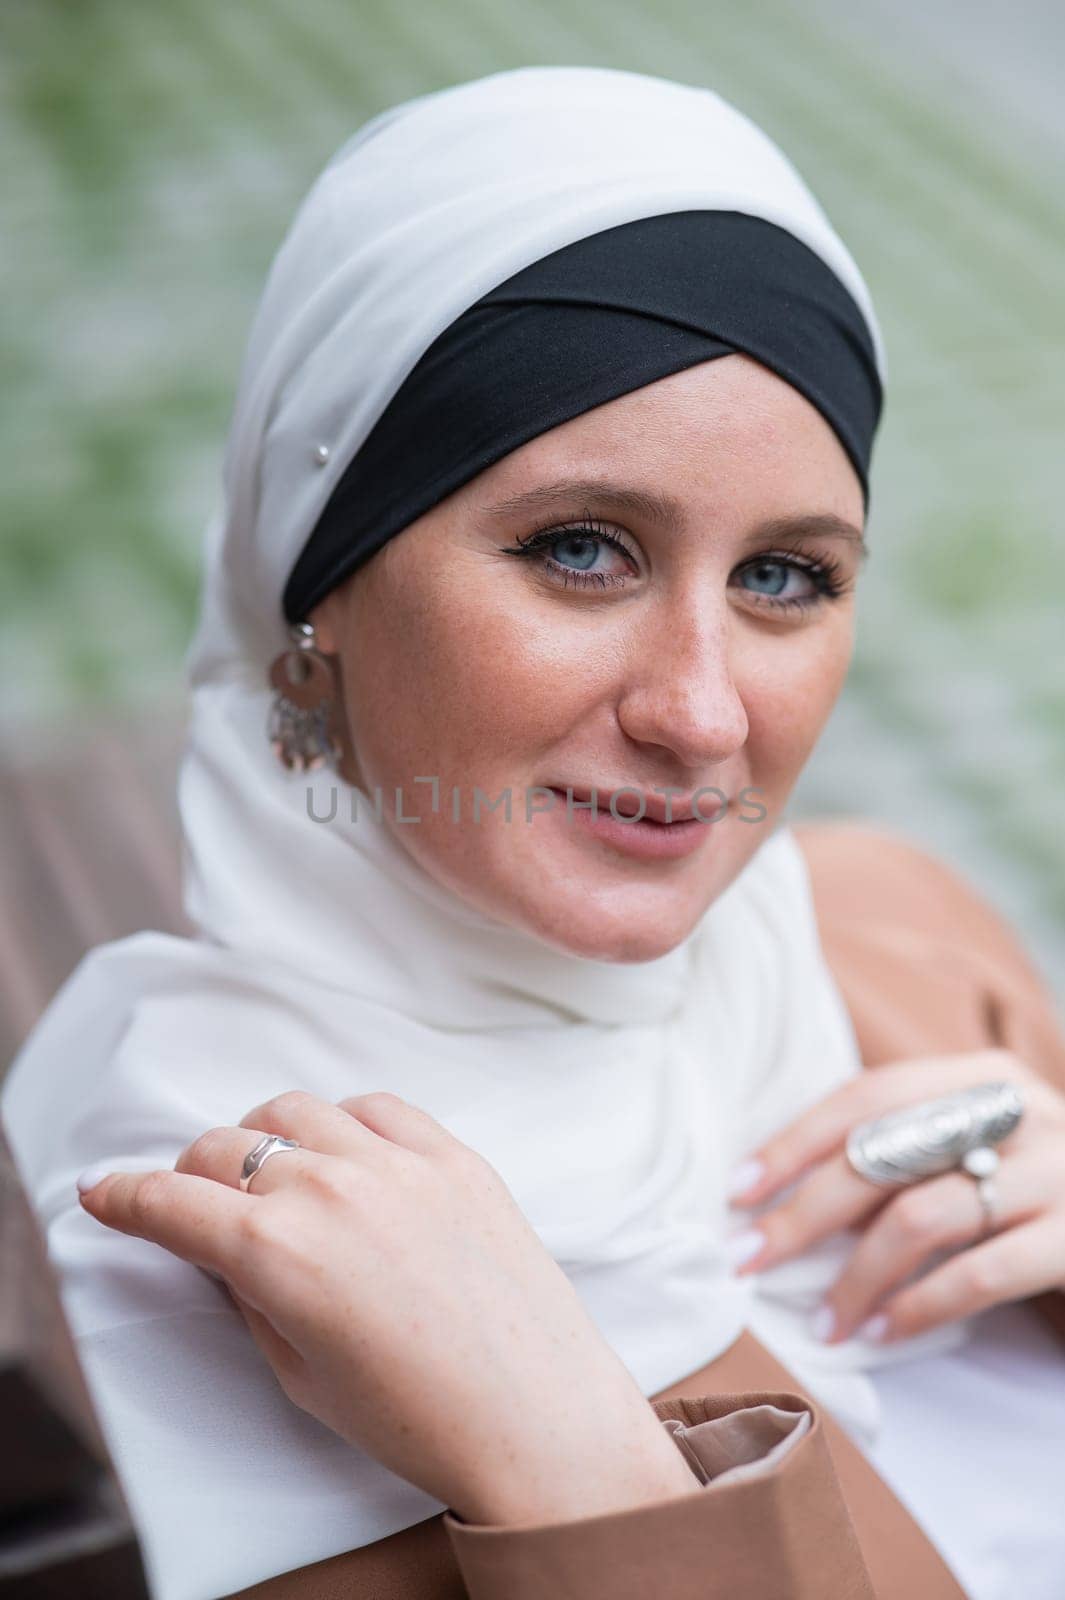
[[550, 786, 726, 825], [545, 785, 725, 861]]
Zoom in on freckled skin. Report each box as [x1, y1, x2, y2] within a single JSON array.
[[311, 354, 864, 963]]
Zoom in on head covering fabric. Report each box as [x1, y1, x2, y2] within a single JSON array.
[[2, 67, 959, 1600], [282, 208, 882, 622], [184, 62, 887, 689]]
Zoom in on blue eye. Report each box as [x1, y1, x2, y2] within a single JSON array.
[[552, 534, 602, 571], [733, 553, 846, 611], [740, 559, 805, 597], [500, 520, 638, 589]]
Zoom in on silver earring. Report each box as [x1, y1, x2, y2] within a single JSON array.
[[267, 622, 344, 773]]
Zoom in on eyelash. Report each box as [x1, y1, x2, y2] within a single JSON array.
[[498, 519, 851, 612], [499, 518, 636, 591], [736, 547, 850, 613]]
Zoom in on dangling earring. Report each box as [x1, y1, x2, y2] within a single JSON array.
[[267, 622, 345, 773]]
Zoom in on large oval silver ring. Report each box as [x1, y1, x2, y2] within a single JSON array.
[[239, 1133, 301, 1193], [845, 1081, 1023, 1188]]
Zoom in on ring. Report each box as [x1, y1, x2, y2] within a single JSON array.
[[845, 1081, 1023, 1188], [961, 1145, 1000, 1237], [239, 1133, 301, 1192]]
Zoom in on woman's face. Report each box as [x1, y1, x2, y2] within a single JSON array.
[[312, 353, 865, 962]]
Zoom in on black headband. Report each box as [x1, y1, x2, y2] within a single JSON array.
[[283, 209, 882, 622]]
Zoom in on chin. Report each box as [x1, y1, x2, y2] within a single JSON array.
[[517, 883, 703, 965]]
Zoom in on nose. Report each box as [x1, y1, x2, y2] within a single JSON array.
[[615, 598, 749, 769]]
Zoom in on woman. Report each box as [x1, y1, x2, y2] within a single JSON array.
[[4, 65, 1065, 1600]]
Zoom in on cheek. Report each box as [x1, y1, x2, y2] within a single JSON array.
[[740, 611, 854, 784], [338, 555, 605, 783]]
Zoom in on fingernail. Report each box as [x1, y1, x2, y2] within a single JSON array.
[[858, 1313, 890, 1344], [811, 1304, 837, 1342], [727, 1158, 765, 1201], [724, 1228, 766, 1269], [76, 1165, 117, 1195]]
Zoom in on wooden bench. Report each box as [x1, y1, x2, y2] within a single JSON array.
[[0, 711, 194, 1590], [0, 710, 190, 1074], [0, 1123, 149, 1596]]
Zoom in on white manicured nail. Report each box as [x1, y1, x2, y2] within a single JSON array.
[[727, 1158, 765, 1200], [858, 1313, 890, 1343], [811, 1304, 837, 1342], [76, 1165, 117, 1194], [725, 1228, 765, 1269]]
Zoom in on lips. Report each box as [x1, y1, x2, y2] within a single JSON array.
[[549, 787, 724, 824]]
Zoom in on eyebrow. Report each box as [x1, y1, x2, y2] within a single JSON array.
[[485, 477, 868, 558]]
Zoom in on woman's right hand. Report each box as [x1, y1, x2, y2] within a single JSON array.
[[77, 1090, 698, 1526]]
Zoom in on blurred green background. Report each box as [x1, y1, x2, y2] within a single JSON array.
[[2, 0, 1063, 998]]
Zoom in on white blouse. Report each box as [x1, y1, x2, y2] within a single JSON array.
[[864, 1299, 1065, 1599]]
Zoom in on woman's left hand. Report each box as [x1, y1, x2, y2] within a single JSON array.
[[728, 1048, 1065, 1344]]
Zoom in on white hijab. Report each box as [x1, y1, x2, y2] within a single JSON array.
[[3, 66, 961, 1600]]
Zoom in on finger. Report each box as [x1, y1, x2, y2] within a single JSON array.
[[175, 1125, 320, 1194], [867, 1216, 1065, 1342], [338, 1090, 454, 1156], [821, 1164, 1037, 1339], [238, 1090, 384, 1161], [732, 1153, 883, 1274], [78, 1169, 245, 1277], [731, 1049, 1030, 1207]]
